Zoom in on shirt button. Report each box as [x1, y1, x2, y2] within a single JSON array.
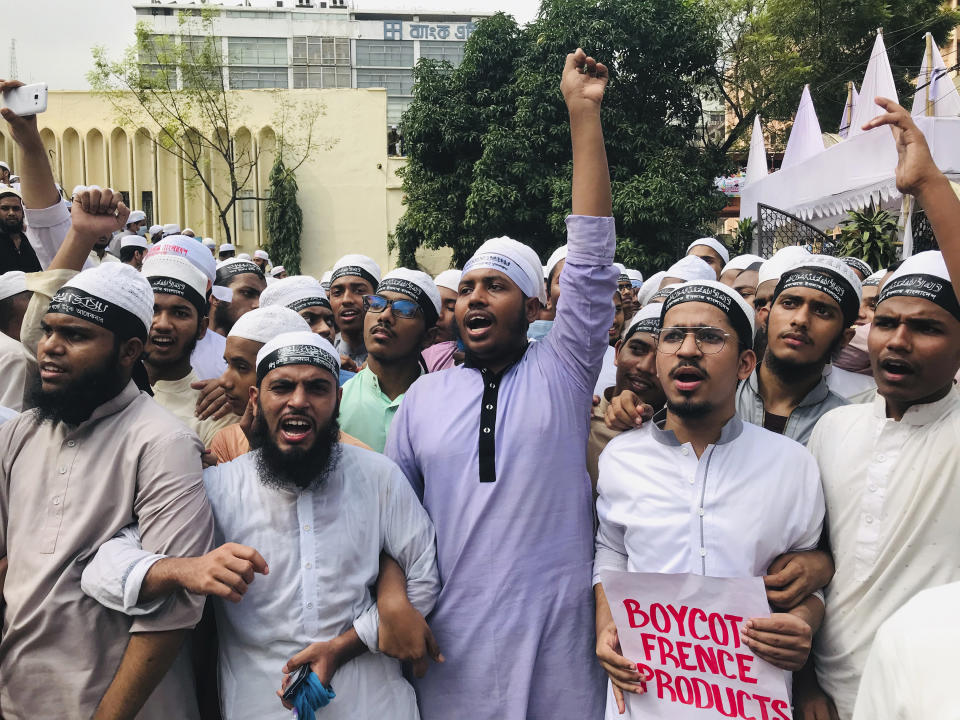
[[876, 454, 886, 463], [303, 524, 311, 531], [306, 602, 313, 609], [868, 484, 877, 492], [53, 497, 61, 505], [488, 382, 496, 389], [865, 515, 874, 524], [483, 427, 491, 434], [305, 562, 312, 569], [58, 466, 67, 474], [689, 476, 695, 484], [699, 548, 707, 557], [67, 440, 76, 447], [681, 448, 689, 456], [698, 508, 705, 516], [485, 404, 494, 410]]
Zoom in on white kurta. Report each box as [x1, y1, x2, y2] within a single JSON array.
[[0, 331, 26, 411], [809, 392, 960, 719], [190, 329, 228, 381], [852, 582, 960, 720], [203, 446, 440, 720], [595, 413, 825, 719]]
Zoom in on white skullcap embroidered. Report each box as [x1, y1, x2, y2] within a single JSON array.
[[862, 269, 885, 287], [464, 236, 547, 304], [775, 254, 863, 327], [840, 256, 873, 279], [434, 269, 462, 293], [722, 254, 764, 275], [379, 268, 442, 326], [47, 263, 154, 339], [256, 330, 341, 383], [215, 258, 265, 286], [254, 249, 270, 261], [202, 237, 216, 248], [148, 224, 163, 237], [757, 246, 810, 287], [270, 265, 286, 278], [142, 254, 209, 316], [237, 253, 251, 261], [0, 271, 27, 301], [120, 236, 149, 250], [687, 237, 730, 265], [126, 210, 146, 225], [260, 275, 330, 312], [879, 250, 959, 320], [218, 243, 235, 254], [636, 270, 667, 306], [661, 279, 756, 348], [147, 236, 216, 285], [230, 305, 310, 344], [664, 255, 716, 283], [545, 245, 567, 281], [650, 283, 682, 303], [622, 302, 662, 342], [321, 270, 332, 288], [162, 223, 181, 236], [625, 268, 644, 288], [331, 254, 381, 288]]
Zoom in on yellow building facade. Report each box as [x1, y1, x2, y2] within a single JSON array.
[[0, 88, 452, 277]]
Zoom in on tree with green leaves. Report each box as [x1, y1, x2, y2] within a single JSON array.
[[394, 1, 727, 271], [88, 9, 324, 244], [710, 0, 960, 153], [265, 156, 304, 274]]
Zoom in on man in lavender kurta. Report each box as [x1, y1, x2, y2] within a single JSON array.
[[385, 48, 614, 720]]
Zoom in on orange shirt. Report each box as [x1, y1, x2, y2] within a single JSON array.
[[209, 423, 372, 464]]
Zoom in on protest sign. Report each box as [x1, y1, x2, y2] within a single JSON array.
[[600, 570, 792, 720]]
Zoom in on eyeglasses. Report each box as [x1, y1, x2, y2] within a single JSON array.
[[363, 294, 421, 319], [657, 326, 732, 355]]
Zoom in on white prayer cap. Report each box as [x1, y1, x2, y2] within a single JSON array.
[[625, 269, 644, 287], [0, 270, 27, 301], [661, 279, 756, 348], [463, 236, 547, 304], [256, 330, 341, 383], [260, 275, 330, 312], [775, 254, 863, 326], [230, 305, 310, 344], [622, 302, 662, 342], [0, 162, 9, 172], [321, 270, 332, 287], [147, 235, 216, 285], [211, 286, 233, 303], [840, 256, 873, 279], [237, 253, 251, 261], [162, 223, 181, 236], [202, 237, 216, 248], [434, 269, 462, 293], [270, 265, 287, 278], [47, 263, 153, 339], [120, 236, 149, 250], [0, 184, 21, 200], [664, 255, 716, 283], [379, 268, 442, 326], [862, 269, 885, 287], [215, 258, 265, 286], [148, 224, 163, 237], [182, 227, 195, 235], [650, 283, 682, 304], [126, 210, 146, 225], [757, 246, 810, 287], [722, 254, 764, 275], [218, 243, 235, 254], [687, 237, 730, 265], [636, 271, 667, 306], [545, 245, 567, 281], [254, 249, 270, 261], [330, 254, 381, 288], [878, 250, 959, 320], [142, 254, 209, 316]]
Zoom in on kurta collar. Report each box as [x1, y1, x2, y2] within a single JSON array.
[[650, 408, 744, 447], [871, 387, 960, 426], [749, 367, 831, 408], [68, 379, 142, 431]]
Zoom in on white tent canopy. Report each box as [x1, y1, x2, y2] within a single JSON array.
[[781, 85, 824, 170], [741, 31, 960, 237], [744, 114, 768, 185]]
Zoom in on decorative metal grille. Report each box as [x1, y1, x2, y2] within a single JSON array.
[[755, 204, 838, 258], [909, 209, 939, 254]]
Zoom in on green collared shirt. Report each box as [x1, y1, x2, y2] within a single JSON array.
[[339, 366, 418, 453]]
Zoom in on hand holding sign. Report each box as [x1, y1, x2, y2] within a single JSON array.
[[600, 570, 793, 720]]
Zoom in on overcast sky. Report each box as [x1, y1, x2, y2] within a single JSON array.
[[1, 0, 540, 90]]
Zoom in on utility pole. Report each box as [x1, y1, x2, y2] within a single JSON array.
[[8, 39, 17, 80]]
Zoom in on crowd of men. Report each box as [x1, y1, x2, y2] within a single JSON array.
[[0, 52, 958, 720]]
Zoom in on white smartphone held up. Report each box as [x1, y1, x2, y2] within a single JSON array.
[[2, 82, 48, 116]]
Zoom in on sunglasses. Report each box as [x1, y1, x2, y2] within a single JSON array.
[[362, 294, 421, 319]]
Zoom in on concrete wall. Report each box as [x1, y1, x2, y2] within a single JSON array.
[[6, 88, 453, 277]]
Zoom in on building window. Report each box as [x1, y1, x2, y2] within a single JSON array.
[[293, 66, 351, 89], [291, 37, 350, 65], [419, 41, 466, 65], [383, 20, 402, 41], [228, 37, 288, 66], [240, 190, 255, 231], [356, 68, 414, 95], [229, 67, 289, 89], [355, 40, 414, 68], [387, 97, 412, 125]]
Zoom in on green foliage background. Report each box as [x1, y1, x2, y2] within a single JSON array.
[[265, 157, 304, 275]]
